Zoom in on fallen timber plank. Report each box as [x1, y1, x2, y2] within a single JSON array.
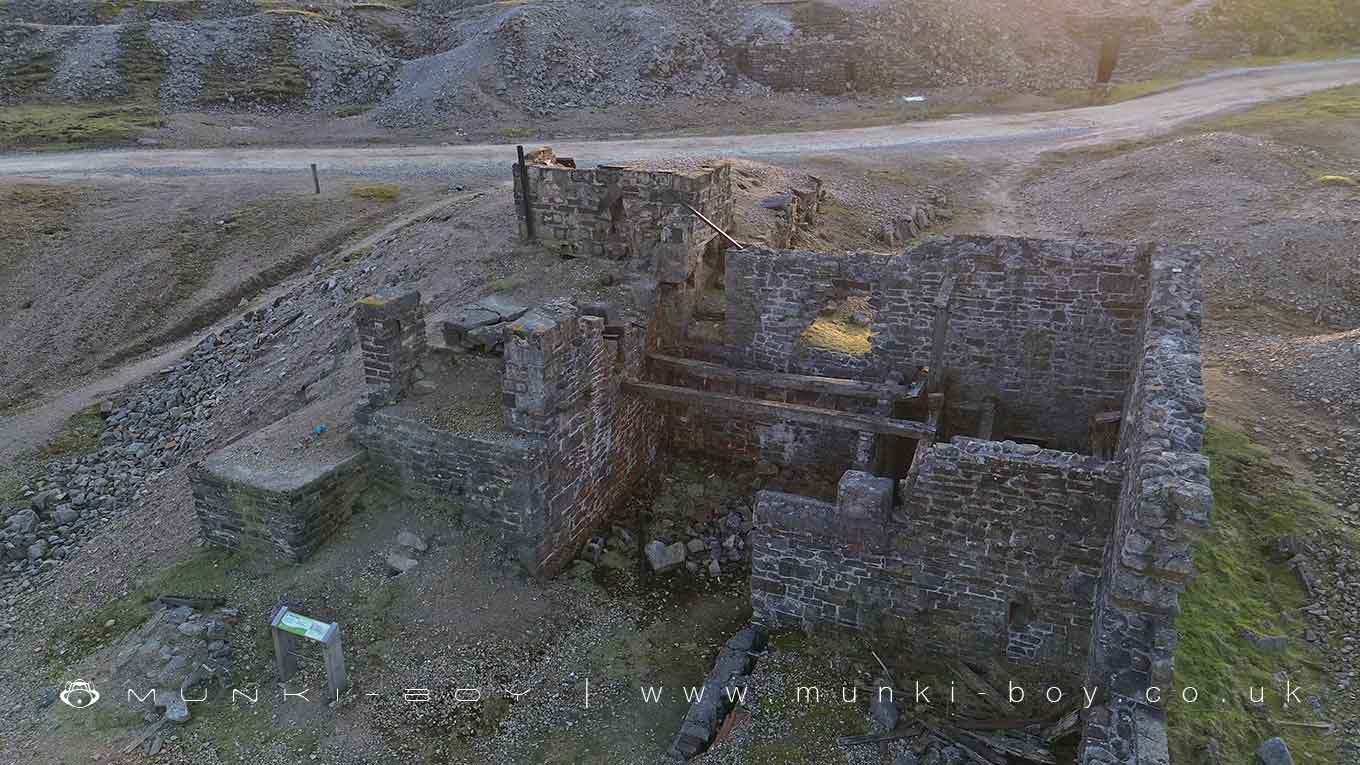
[[624, 381, 936, 439], [647, 353, 922, 401]]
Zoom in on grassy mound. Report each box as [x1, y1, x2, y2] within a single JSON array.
[[351, 182, 401, 201]]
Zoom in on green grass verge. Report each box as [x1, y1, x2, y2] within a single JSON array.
[[0, 104, 163, 151], [1205, 84, 1360, 131], [200, 21, 307, 106], [38, 405, 105, 460], [1168, 420, 1341, 762]]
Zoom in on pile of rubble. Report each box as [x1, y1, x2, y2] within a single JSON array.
[[0, 287, 348, 611]]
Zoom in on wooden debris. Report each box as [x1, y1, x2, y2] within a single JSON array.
[[158, 595, 224, 610], [1269, 718, 1335, 734], [951, 662, 1016, 715], [957, 728, 1057, 764], [836, 721, 923, 748], [1041, 707, 1081, 744]]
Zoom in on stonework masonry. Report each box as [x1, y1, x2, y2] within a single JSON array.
[[513, 157, 734, 346], [720, 237, 1150, 453], [190, 421, 369, 563], [1079, 245, 1213, 765], [734, 240, 1209, 764], [352, 295, 663, 575], [356, 288, 427, 405], [751, 441, 1121, 687]]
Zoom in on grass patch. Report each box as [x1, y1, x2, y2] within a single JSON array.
[[37, 405, 105, 460], [1205, 84, 1360, 131], [0, 104, 163, 151], [200, 21, 307, 106], [46, 548, 246, 679], [262, 7, 326, 18], [116, 23, 170, 102], [802, 315, 872, 356], [1206, 0, 1360, 56], [350, 182, 401, 201], [1318, 174, 1358, 187], [1168, 420, 1339, 763], [335, 103, 372, 118]]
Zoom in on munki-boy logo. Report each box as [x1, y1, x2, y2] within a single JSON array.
[[59, 680, 101, 709]]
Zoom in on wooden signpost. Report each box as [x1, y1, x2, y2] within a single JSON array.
[[270, 606, 348, 697]]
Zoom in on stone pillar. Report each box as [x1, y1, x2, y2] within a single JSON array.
[[356, 288, 425, 405]]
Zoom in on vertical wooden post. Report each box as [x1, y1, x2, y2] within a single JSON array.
[[311, 163, 320, 194], [516, 145, 536, 242]]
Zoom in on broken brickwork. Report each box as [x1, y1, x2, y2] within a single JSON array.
[[502, 301, 663, 573]]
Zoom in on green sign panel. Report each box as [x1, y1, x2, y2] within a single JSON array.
[[278, 611, 331, 642]]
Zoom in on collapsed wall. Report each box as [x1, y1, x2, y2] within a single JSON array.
[[513, 153, 732, 346]]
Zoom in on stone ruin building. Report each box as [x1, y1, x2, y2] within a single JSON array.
[[188, 149, 1212, 764]]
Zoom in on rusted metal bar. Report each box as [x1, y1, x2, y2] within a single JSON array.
[[682, 203, 743, 250]]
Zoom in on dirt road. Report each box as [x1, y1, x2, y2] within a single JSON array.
[[1, 59, 1357, 178]]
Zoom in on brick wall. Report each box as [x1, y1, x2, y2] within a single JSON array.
[[1079, 245, 1212, 765], [356, 288, 426, 405], [750, 441, 1120, 686]]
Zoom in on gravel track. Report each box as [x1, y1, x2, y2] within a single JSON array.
[[2, 60, 1358, 179]]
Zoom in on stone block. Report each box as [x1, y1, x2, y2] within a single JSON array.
[[836, 470, 893, 520]]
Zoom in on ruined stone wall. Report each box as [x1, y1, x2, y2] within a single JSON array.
[[512, 161, 733, 264], [352, 409, 537, 537], [514, 160, 733, 348], [190, 449, 368, 563], [503, 301, 663, 574], [1079, 245, 1212, 765], [750, 442, 1120, 684], [723, 238, 1149, 451], [878, 237, 1148, 450]]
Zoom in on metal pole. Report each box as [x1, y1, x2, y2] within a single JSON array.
[[516, 146, 536, 241], [311, 163, 320, 194]]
